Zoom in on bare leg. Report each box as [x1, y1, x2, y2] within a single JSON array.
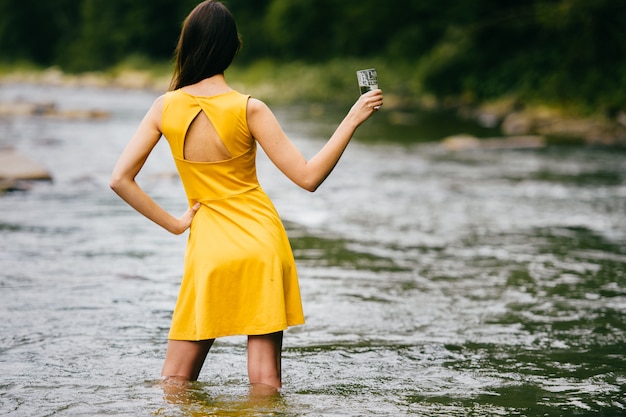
[[247, 331, 283, 389], [161, 339, 214, 381]]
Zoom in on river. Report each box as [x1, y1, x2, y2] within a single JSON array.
[[0, 84, 624, 416]]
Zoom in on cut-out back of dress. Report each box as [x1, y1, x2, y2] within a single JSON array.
[[183, 110, 232, 162]]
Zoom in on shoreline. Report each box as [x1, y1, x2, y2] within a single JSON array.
[[2, 66, 626, 146]]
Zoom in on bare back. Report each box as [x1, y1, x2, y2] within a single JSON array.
[[183, 110, 232, 162]]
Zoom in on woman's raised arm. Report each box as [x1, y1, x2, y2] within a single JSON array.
[[248, 89, 383, 192]]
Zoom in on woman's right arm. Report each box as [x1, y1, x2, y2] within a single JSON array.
[[110, 96, 200, 235], [248, 89, 383, 192]]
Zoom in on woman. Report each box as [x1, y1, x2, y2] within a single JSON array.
[[110, 0, 383, 390]]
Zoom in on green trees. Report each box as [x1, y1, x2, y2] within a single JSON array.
[[416, 0, 626, 110], [0, 0, 197, 70], [62, 0, 194, 70], [0, 0, 79, 64], [0, 0, 624, 110]]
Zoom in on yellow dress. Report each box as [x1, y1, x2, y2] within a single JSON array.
[[161, 89, 305, 340]]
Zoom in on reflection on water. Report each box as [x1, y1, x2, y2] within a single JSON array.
[[0, 84, 624, 416]]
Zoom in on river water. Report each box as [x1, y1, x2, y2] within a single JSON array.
[[0, 84, 624, 416]]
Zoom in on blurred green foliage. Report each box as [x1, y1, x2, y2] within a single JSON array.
[[0, 0, 624, 111]]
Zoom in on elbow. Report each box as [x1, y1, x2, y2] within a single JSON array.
[[109, 175, 126, 194], [301, 179, 320, 193], [109, 177, 120, 192], [305, 184, 319, 193], [299, 173, 330, 192], [109, 180, 118, 193], [291, 171, 324, 192]]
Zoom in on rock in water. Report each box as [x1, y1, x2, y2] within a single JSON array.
[[0, 150, 52, 192]]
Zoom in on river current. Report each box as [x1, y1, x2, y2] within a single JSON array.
[[0, 84, 624, 416]]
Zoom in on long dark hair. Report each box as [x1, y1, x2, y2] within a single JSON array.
[[169, 0, 241, 91]]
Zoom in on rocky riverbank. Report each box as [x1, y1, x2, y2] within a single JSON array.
[[0, 67, 169, 91], [0, 99, 110, 120], [2, 66, 625, 150], [455, 98, 626, 146], [0, 91, 109, 193]]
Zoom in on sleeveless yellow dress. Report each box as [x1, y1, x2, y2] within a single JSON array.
[[161, 89, 305, 340]]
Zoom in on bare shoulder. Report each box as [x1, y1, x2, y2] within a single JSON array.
[[152, 94, 166, 112], [143, 94, 167, 127], [247, 97, 270, 118], [247, 98, 274, 135]]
